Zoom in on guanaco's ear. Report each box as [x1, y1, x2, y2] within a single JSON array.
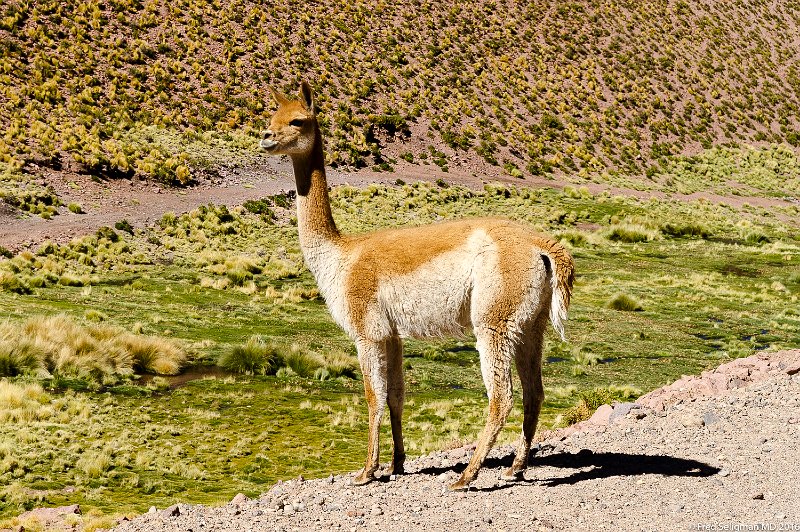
[[269, 87, 289, 106], [299, 81, 314, 113]]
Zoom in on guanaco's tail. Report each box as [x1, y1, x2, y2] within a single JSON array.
[[540, 242, 575, 341]]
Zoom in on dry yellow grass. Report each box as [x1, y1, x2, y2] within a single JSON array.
[[0, 315, 186, 379], [0, 380, 90, 423]]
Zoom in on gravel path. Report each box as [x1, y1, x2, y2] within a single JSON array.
[[109, 351, 800, 532]]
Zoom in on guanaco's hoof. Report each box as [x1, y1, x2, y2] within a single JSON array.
[[500, 468, 525, 481], [448, 479, 471, 492], [387, 464, 405, 476], [351, 471, 375, 486]]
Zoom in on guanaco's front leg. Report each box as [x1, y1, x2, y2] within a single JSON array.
[[352, 339, 388, 485]]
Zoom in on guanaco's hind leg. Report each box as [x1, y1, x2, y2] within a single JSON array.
[[503, 313, 548, 480], [386, 335, 406, 475], [352, 338, 388, 485], [449, 326, 515, 491]]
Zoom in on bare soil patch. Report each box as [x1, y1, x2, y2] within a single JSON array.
[[2, 159, 795, 253]]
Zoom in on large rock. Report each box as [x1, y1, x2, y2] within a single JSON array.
[[636, 350, 800, 411]]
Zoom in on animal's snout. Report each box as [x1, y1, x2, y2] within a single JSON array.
[[260, 130, 278, 150]]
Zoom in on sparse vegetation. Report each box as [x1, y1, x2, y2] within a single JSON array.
[[607, 293, 644, 312], [0, 179, 797, 518], [3, 0, 800, 191], [0, 315, 187, 381]]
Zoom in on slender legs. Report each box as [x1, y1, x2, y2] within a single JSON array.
[[386, 335, 406, 474], [503, 315, 547, 480], [449, 326, 515, 491], [352, 335, 405, 485], [351, 316, 546, 490]]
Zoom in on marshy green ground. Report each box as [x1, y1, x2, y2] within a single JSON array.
[[1, 179, 798, 522]]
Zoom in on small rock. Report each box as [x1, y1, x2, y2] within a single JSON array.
[[231, 493, 248, 506], [680, 414, 704, 428], [609, 402, 641, 423], [283, 505, 295, 516], [718, 469, 730, 477], [347, 509, 365, 518], [702, 411, 721, 425], [436, 472, 450, 482], [752, 492, 764, 500], [164, 504, 180, 517], [148, 506, 157, 514], [776, 513, 786, 520], [483, 516, 493, 524], [370, 506, 383, 516], [389, 474, 397, 481]]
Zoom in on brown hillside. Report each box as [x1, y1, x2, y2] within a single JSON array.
[[2, 0, 800, 184]]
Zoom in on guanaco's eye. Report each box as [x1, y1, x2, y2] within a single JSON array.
[[289, 119, 305, 127]]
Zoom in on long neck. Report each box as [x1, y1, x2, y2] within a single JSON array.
[[291, 124, 340, 248]]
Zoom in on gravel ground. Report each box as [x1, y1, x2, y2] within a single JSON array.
[[110, 352, 800, 532]]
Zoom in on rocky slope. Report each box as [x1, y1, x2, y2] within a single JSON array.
[[101, 351, 800, 531], [4, 0, 800, 185]]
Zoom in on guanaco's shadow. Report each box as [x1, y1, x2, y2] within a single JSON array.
[[410, 449, 719, 492]]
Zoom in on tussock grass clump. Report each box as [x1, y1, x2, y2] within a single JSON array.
[[283, 347, 319, 378], [744, 231, 771, 245], [0, 315, 186, 380], [607, 293, 644, 312], [605, 224, 658, 243], [558, 230, 589, 247], [0, 380, 90, 423], [220, 337, 358, 379], [218, 335, 282, 375], [0, 272, 31, 295], [661, 222, 711, 238], [555, 385, 642, 427], [76, 449, 112, 478]]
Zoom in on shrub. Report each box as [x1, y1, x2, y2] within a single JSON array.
[[607, 293, 643, 311], [661, 222, 710, 238], [556, 386, 642, 427], [67, 203, 83, 214], [114, 220, 134, 234], [0, 272, 31, 294], [0, 315, 186, 380], [605, 224, 656, 243], [218, 336, 282, 375]]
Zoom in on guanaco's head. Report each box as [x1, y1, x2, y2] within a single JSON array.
[[260, 81, 317, 157]]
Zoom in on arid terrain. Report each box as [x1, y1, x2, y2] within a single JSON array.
[[2, 1, 800, 530], [73, 350, 794, 531]]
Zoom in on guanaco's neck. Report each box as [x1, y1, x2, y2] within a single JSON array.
[[291, 123, 340, 247]]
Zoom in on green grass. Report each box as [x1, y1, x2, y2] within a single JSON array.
[[0, 182, 798, 519]]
